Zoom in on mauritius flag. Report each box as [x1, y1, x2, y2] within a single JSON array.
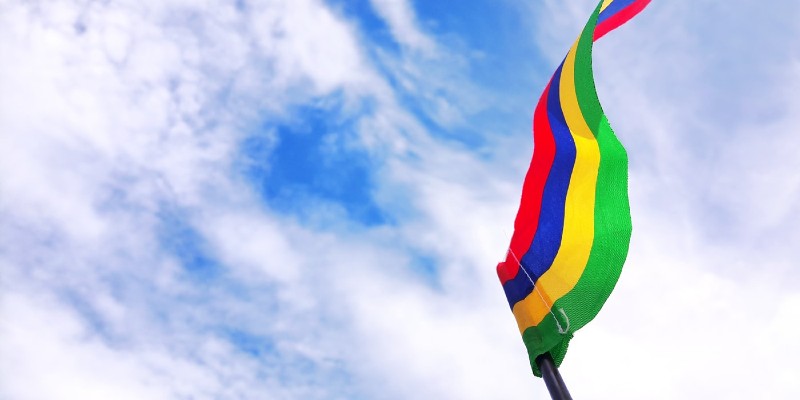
[[496, 0, 650, 376]]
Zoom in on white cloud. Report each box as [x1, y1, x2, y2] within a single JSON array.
[[368, 0, 437, 55], [0, 290, 173, 400], [2, 0, 799, 399], [0, 0, 384, 398]]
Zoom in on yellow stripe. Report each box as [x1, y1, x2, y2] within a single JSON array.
[[600, 0, 614, 12], [512, 37, 601, 333]]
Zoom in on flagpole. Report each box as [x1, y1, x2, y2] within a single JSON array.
[[535, 353, 573, 400]]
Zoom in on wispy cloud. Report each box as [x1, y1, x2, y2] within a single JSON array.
[[367, 0, 437, 55], [2, 0, 799, 399]]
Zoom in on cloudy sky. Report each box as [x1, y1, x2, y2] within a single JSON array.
[[1, 0, 799, 399]]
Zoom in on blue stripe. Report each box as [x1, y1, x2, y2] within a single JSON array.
[[502, 63, 576, 308], [597, 0, 635, 24]]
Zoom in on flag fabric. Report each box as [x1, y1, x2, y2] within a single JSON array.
[[496, 0, 650, 376]]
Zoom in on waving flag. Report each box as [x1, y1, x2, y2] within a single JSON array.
[[497, 0, 650, 376]]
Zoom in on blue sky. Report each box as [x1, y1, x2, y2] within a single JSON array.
[[1, 0, 799, 399]]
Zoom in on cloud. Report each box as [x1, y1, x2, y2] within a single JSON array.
[[2, 0, 799, 399], [0, 0, 382, 398], [368, 0, 437, 55]]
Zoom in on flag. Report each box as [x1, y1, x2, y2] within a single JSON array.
[[496, 0, 650, 376]]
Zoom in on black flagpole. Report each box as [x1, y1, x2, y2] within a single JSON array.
[[535, 353, 573, 400]]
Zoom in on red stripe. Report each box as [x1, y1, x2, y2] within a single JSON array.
[[593, 0, 651, 41], [497, 78, 557, 284]]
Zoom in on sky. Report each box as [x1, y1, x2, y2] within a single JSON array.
[[1, 0, 799, 399]]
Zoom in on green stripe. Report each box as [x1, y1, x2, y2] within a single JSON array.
[[562, 2, 632, 335], [574, 4, 604, 132], [555, 115, 631, 332], [520, 1, 632, 376]]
